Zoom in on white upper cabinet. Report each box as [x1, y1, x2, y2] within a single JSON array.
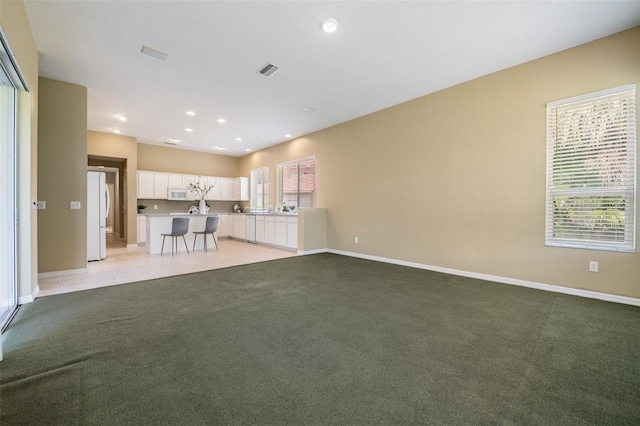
[[206, 177, 222, 201], [153, 173, 169, 199], [137, 171, 155, 198], [168, 174, 183, 188], [220, 178, 234, 201], [137, 170, 249, 201], [233, 177, 249, 201]]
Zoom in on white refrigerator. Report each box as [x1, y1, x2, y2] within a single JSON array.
[[87, 171, 109, 261]]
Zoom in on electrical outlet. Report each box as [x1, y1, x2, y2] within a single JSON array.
[[589, 261, 599, 273], [354, 236, 359, 244], [154, 205, 158, 210], [70, 201, 81, 210], [36, 201, 46, 210]]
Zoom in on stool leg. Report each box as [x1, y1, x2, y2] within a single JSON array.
[[182, 235, 189, 254], [192, 233, 197, 252], [212, 232, 219, 249], [161, 235, 166, 256]]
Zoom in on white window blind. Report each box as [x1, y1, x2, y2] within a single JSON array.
[[277, 156, 316, 210], [250, 167, 269, 211], [545, 85, 636, 252]]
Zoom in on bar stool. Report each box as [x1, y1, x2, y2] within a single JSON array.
[[193, 216, 219, 252], [161, 217, 190, 256]]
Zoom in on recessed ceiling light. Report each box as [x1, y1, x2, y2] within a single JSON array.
[[140, 45, 168, 61], [235, 137, 242, 142], [186, 111, 196, 116], [185, 128, 193, 132], [245, 148, 252, 152], [322, 18, 338, 33], [217, 118, 226, 124], [213, 146, 227, 150], [301, 106, 316, 113], [113, 129, 121, 134], [116, 115, 127, 122], [284, 134, 292, 138]]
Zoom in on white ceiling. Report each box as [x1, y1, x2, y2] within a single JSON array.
[[24, 1, 639, 157]]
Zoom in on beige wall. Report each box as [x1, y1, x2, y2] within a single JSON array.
[[240, 27, 640, 299], [1, 0, 39, 299], [137, 143, 239, 177], [37, 78, 87, 273], [87, 131, 138, 245]]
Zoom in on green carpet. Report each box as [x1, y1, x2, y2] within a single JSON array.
[[1, 253, 639, 425]]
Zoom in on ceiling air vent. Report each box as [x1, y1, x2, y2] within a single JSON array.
[[257, 62, 280, 77], [163, 140, 178, 146], [140, 45, 168, 61]]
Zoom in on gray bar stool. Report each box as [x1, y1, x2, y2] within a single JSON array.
[[193, 216, 219, 252], [161, 217, 190, 256]]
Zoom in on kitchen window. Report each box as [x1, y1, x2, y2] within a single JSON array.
[[250, 167, 269, 212], [545, 85, 636, 252], [277, 156, 316, 210]]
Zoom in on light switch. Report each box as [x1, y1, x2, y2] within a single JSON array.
[[70, 201, 81, 210]]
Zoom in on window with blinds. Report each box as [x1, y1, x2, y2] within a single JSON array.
[[250, 167, 269, 211], [277, 156, 316, 210], [545, 85, 636, 252]]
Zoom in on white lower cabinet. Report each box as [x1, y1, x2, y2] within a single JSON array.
[[256, 216, 265, 243], [264, 216, 276, 245], [232, 215, 246, 240], [275, 217, 287, 247], [217, 214, 231, 237], [251, 215, 297, 250], [286, 217, 298, 249], [137, 216, 147, 245]]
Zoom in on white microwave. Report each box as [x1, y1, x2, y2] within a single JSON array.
[[167, 187, 189, 200]]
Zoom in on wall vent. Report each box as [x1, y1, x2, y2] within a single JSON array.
[[163, 140, 178, 146], [257, 62, 280, 77]]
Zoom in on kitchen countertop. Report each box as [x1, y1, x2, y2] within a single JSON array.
[[138, 211, 298, 216], [139, 212, 221, 217]]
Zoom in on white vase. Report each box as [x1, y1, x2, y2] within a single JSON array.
[[199, 199, 207, 214]]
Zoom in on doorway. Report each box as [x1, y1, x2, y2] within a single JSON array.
[[88, 157, 127, 250]]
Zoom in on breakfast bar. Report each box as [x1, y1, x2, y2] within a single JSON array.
[[142, 213, 220, 254]]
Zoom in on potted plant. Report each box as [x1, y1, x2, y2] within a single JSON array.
[[137, 204, 147, 213]]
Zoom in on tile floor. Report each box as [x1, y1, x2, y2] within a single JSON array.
[[37, 233, 298, 297]]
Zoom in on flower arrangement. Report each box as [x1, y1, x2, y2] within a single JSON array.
[[185, 176, 215, 200]]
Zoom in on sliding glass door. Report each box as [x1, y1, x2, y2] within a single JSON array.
[[0, 57, 17, 330]]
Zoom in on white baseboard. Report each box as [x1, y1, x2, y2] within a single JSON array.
[[38, 268, 88, 280], [126, 243, 138, 249], [19, 285, 39, 304], [325, 249, 640, 307], [298, 248, 327, 255]]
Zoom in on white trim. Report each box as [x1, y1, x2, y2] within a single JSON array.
[[546, 83, 636, 107], [19, 284, 38, 304], [299, 248, 327, 255], [38, 268, 88, 280], [326, 249, 640, 307], [126, 243, 138, 249]]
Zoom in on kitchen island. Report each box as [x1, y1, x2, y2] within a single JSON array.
[[142, 213, 220, 254], [141, 208, 328, 255]]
